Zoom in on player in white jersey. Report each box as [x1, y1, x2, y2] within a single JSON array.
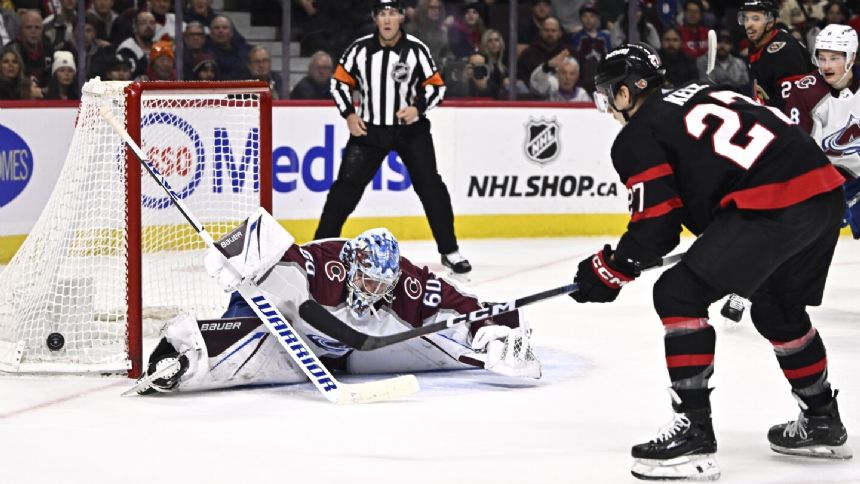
[[783, 24, 860, 238], [135, 215, 540, 395]]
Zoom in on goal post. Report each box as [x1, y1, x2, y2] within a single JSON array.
[[0, 79, 272, 378]]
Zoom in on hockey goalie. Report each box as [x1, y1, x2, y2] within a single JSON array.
[[135, 210, 541, 395]]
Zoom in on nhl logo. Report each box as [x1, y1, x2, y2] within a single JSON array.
[[524, 118, 561, 164], [391, 61, 411, 83]]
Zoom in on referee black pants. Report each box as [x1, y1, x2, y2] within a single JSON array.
[[314, 118, 459, 255]]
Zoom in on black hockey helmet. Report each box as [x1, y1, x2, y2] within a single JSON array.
[[372, 0, 405, 16], [738, 0, 778, 14], [593, 42, 665, 116]]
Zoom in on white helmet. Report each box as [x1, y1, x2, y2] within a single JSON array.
[[814, 24, 858, 60]]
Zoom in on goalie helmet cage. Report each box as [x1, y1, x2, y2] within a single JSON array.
[[0, 79, 272, 378]]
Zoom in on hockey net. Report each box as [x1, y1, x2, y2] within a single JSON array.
[[0, 79, 272, 377]]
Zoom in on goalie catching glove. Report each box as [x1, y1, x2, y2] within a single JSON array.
[[204, 208, 295, 292], [465, 324, 542, 379], [571, 244, 639, 303]]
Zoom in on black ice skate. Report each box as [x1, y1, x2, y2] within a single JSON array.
[[768, 390, 853, 459], [441, 251, 472, 274], [631, 389, 720, 481]]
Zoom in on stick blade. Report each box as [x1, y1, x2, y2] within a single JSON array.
[[706, 29, 717, 77], [336, 375, 420, 404]]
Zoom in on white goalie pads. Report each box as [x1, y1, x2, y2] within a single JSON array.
[[203, 208, 295, 292], [468, 325, 542, 379]]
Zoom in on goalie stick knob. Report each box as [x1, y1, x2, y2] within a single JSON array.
[[46, 332, 65, 351]]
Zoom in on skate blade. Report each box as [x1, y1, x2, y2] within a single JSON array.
[[771, 443, 854, 460], [631, 454, 720, 481]]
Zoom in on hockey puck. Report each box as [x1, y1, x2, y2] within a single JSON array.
[[46, 332, 65, 351]]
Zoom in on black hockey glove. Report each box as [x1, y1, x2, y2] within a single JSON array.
[[570, 245, 638, 303]]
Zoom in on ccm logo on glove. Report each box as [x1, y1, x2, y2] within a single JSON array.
[[592, 250, 633, 289]]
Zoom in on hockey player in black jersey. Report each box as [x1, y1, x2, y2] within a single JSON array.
[[573, 42, 852, 480], [740, 0, 812, 110]]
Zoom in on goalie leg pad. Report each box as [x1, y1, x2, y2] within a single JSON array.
[[631, 454, 720, 481]]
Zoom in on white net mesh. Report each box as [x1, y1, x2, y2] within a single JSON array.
[[0, 80, 267, 374]]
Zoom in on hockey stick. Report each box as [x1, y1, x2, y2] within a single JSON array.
[[299, 252, 685, 351], [706, 29, 717, 79], [100, 107, 418, 404]]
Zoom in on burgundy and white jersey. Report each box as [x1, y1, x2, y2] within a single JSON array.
[[783, 67, 860, 178], [257, 238, 518, 363]]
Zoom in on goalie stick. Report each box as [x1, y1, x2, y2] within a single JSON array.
[[100, 107, 418, 404], [299, 252, 685, 351]]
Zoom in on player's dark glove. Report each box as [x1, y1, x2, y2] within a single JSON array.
[[570, 245, 638, 303]]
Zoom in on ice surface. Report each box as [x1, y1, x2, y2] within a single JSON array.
[[1, 237, 858, 484]]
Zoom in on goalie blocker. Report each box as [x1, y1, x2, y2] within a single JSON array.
[[137, 216, 541, 394]]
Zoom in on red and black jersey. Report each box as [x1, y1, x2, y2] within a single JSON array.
[[748, 29, 813, 110], [612, 81, 845, 264]]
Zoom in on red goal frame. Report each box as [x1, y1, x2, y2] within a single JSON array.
[[123, 81, 272, 378]]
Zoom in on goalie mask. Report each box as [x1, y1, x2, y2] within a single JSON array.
[[340, 228, 401, 318]]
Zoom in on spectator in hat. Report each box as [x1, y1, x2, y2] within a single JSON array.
[[448, 2, 487, 59], [696, 29, 749, 92], [290, 50, 333, 99], [104, 55, 132, 81], [43, 50, 79, 100], [142, 40, 175, 81], [678, 0, 709, 59], [568, 2, 611, 94], [191, 51, 217, 80], [518, 0, 554, 52]]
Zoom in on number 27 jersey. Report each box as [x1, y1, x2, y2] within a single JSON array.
[[612, 82, 845, 264]]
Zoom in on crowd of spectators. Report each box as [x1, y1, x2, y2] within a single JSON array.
[[0, 0, 281, 100], [8, 1, 860, 102]]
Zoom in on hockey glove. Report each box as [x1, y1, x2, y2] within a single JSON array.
[[468, 325, 542, 379], [570, 245, 638, 303]]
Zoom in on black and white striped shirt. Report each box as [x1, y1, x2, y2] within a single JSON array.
[[331, 31, 446, 126]]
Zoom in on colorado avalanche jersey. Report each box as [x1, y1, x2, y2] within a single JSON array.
[[612, 81, 845, 264], [244, 238, 517, 363], [783, 67, 860, 178]]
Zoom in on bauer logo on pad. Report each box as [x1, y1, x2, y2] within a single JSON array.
[[524, 118, 561, 164], [0, 124, 34, 208]]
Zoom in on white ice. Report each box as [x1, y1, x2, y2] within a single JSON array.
[[1, 237, 858, 484]]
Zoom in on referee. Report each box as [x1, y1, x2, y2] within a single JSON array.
[[314, 0, 471, 274]]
